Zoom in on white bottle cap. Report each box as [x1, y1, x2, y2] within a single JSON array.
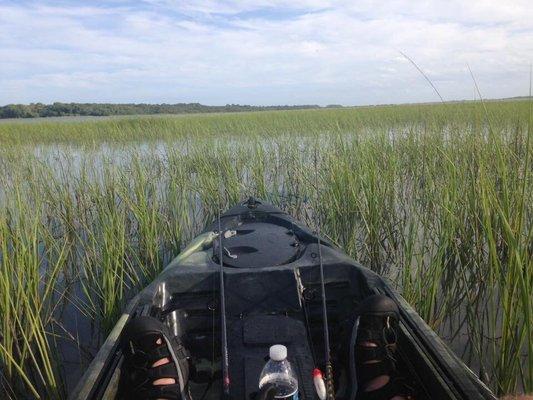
[[269, 344, 287, 361]]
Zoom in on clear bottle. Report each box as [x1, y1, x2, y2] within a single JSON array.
[[259, 345, 299, 399]]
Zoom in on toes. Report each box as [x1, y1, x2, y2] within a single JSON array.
[[153, 377, 176, 386], [150, 340, 174, 387], [152, 357, 170, 368], [364, 375, 390, 391], [358, 341, 379, 364]]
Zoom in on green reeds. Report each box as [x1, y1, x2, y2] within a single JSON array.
[[0, 190, 66, 399]]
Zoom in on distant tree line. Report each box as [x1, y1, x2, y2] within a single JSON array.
[[0, 102, 331, 119]]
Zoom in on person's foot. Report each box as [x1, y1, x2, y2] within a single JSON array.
[[358, 340, 406, 400], [352, 294, 413, 400], [118, 316, 190, 400]]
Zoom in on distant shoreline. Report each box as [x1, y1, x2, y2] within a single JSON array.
[[0, 96, 530, 120], [0, 102, 323, 120]]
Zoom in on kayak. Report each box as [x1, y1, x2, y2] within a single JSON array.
[[71, 198, 496, 400]]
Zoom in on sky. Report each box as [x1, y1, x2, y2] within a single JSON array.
[[0, 0, 532, 106]]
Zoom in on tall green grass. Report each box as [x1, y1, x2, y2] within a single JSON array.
[[0, 101, 531, 397]]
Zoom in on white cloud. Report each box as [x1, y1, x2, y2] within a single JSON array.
[[0, 0, 531, 105]]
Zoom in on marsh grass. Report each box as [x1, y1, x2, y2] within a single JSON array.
[[0, 101, 531, 397]]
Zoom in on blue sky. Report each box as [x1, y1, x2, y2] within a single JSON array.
[[0, 0, 532, 106]]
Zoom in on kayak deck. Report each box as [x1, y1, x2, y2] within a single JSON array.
[[71, 199, 496, 400]]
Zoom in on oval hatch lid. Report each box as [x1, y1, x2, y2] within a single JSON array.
[[213, 222, 299, 268]]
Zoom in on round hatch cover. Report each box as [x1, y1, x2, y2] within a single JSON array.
[[213, 222, 298, 268]]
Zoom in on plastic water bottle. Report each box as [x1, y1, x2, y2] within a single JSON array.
[[259, 345, 299, 399]]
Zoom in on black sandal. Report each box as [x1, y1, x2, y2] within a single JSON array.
[[118, 316, 190, 400], [348, 294, 412, 400]]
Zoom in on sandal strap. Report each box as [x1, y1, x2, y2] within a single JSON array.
[[356, 345, 388, 361], [147, 362, 180, 381], [357, 357, 396, 382], [134, 384, 183, 400], [128, 343, 172, 366], [357, 320, 398, 346], [357, 328, 385, 345], [150, 343, 172, 360]]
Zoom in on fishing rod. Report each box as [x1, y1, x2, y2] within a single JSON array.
[[217, 206, 230, 398], [313, 149, 335, 400]]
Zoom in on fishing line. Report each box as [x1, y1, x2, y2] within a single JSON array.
[[203, 233, 217, 400], [295, 211, 318, 366], [313, 147, 335, 400], [217, 204, 230, 398]]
